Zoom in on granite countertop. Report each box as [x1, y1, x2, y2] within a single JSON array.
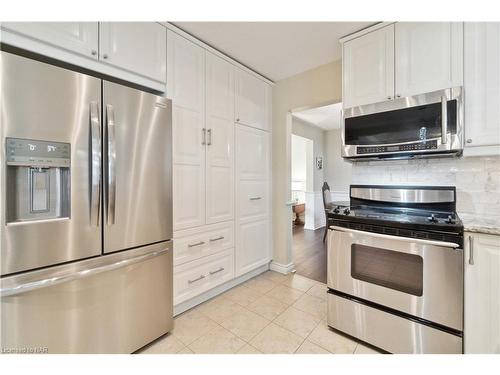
[[461, 215, 500, 236]]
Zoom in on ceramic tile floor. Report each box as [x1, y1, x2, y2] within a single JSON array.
[[139, 271, 384, 354]]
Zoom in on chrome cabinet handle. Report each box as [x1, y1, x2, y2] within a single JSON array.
[[250, 197, 262, 201], [1, 248, 170, 297], [202, 128, 206, 145], [387, 96, 392, 100], [106, 104, 117, 225], [209, 267, 224, 275], [103, 53, 108, 59], [91, 50, 97, 56], [90, 101, 101, 227], [188, 275, 206, 284], [468, 236, 474, 265], [396, 94, 401, 98], [236, 118, 240, 122], [466, 139, 473, 144], [209, 236, 224, 242], [441, 95, 448, 144], [188, 241, 205, 248], [207, 128, 212, 145]]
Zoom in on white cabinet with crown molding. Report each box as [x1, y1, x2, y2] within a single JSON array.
[[464, 22, 500, 156]]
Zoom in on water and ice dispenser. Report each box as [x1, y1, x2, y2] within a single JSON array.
[[6, 137, 71, 223]]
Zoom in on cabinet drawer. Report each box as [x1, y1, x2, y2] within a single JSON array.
[[174, 249, 234, 305], [238, 181, 269, 220], [174, 222, 234, 266]]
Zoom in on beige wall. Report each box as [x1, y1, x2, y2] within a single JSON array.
[[324, 129, 352, 194], [272, 59, 342, 267], [291, 117, 325, 192]]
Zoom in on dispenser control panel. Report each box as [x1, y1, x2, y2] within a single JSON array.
[[6, 138, 70, 167]]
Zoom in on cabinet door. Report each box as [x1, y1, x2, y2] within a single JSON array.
[[236, 219, 270, 276], [1, 22, 98, 59], [168, 31, 206, 231], [464, 22, 500, 149], [395, 22, 463, 98], [100, 22, 166, 83], [236, 125, 270, 181], [205, 52, 235, 224], [235, 68, 270, 131], [464, 233, 500, 353], [343, 24, 395, 108]]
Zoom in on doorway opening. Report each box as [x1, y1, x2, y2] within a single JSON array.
[[289, 101, 347, 284]]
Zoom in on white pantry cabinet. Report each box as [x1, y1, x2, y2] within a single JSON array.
[[205, 51, 235, 225], [235, 125, 271, 276], [168, 31, 206, 231], [235, 68, 271, 131], [464, 232, 500, 354], [464, 22, 500, 155], [395, 22, 463, 98], [1, 22, 99, 59], [99, 22, 166, 83], [343, 24, 395, 108]]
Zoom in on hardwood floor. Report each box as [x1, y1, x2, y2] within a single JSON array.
[[292, 225, 327, 284]]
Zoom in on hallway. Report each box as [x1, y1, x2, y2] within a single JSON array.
[[292, 226, 327, 284]]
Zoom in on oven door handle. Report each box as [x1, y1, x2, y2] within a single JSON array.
[[330, 226, 460, 249]]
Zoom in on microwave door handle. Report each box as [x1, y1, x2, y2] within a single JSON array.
[[106, 104, 116, 225], [90, 101, 101, 227], [441, 95, 447, 144]]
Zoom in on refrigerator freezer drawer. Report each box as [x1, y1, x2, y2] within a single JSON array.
[[1, 241, 173, 354], [327, 292, 462, 354]]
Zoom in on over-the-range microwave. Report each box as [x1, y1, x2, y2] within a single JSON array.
[[342, 87, 463, 160]]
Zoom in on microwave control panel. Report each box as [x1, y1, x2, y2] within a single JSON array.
[[357, 140, 438, 155], [6, 137, 70, 167]]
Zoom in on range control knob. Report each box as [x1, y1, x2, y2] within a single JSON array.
[[427, 214, 438, 223], [446, 215, 456, 224], [343, 208, 351, 215], [333, 206, 340, 214]]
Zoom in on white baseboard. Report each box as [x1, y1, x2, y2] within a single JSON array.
[[269, 260, 295, 274], [173, 263, 269, 316]]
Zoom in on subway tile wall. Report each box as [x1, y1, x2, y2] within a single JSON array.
[[351, 156, 500, 228]]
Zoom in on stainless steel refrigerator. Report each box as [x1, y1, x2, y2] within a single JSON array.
[[0, 51, 173, 353]]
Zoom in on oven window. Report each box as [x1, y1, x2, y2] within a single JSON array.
[[344, 100, 457, 145], [351, 244, 423, 296]]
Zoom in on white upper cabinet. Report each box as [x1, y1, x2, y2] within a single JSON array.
[[343, 24, 395, 108], [1, 22, 99, 59], [464, 22, 500, 154], [395, 22, 463, 98], [235, 68, 270, 131], [168, 31, 206, 231], [100, 22, 166, 83], [205, 51, 235, 225], [464, 233, 500, 354]]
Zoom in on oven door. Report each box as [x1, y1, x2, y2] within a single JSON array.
[[327, 226, 463, 331]]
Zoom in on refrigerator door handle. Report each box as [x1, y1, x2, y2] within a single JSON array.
[[90, 101, 101, 226], [106, 104, 117, 225], [0, 247, 170, 297]]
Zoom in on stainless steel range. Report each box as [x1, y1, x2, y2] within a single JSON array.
[[326, 185, 464, 354]]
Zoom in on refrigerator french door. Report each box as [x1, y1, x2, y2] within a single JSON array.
[[1, 51, 173, 353]]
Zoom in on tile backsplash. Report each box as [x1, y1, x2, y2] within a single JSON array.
[[351, 155, 500, 228]]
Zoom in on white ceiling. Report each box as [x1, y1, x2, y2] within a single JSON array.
[[174, 22, 375, 81], [293, 102, 343, 130]]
